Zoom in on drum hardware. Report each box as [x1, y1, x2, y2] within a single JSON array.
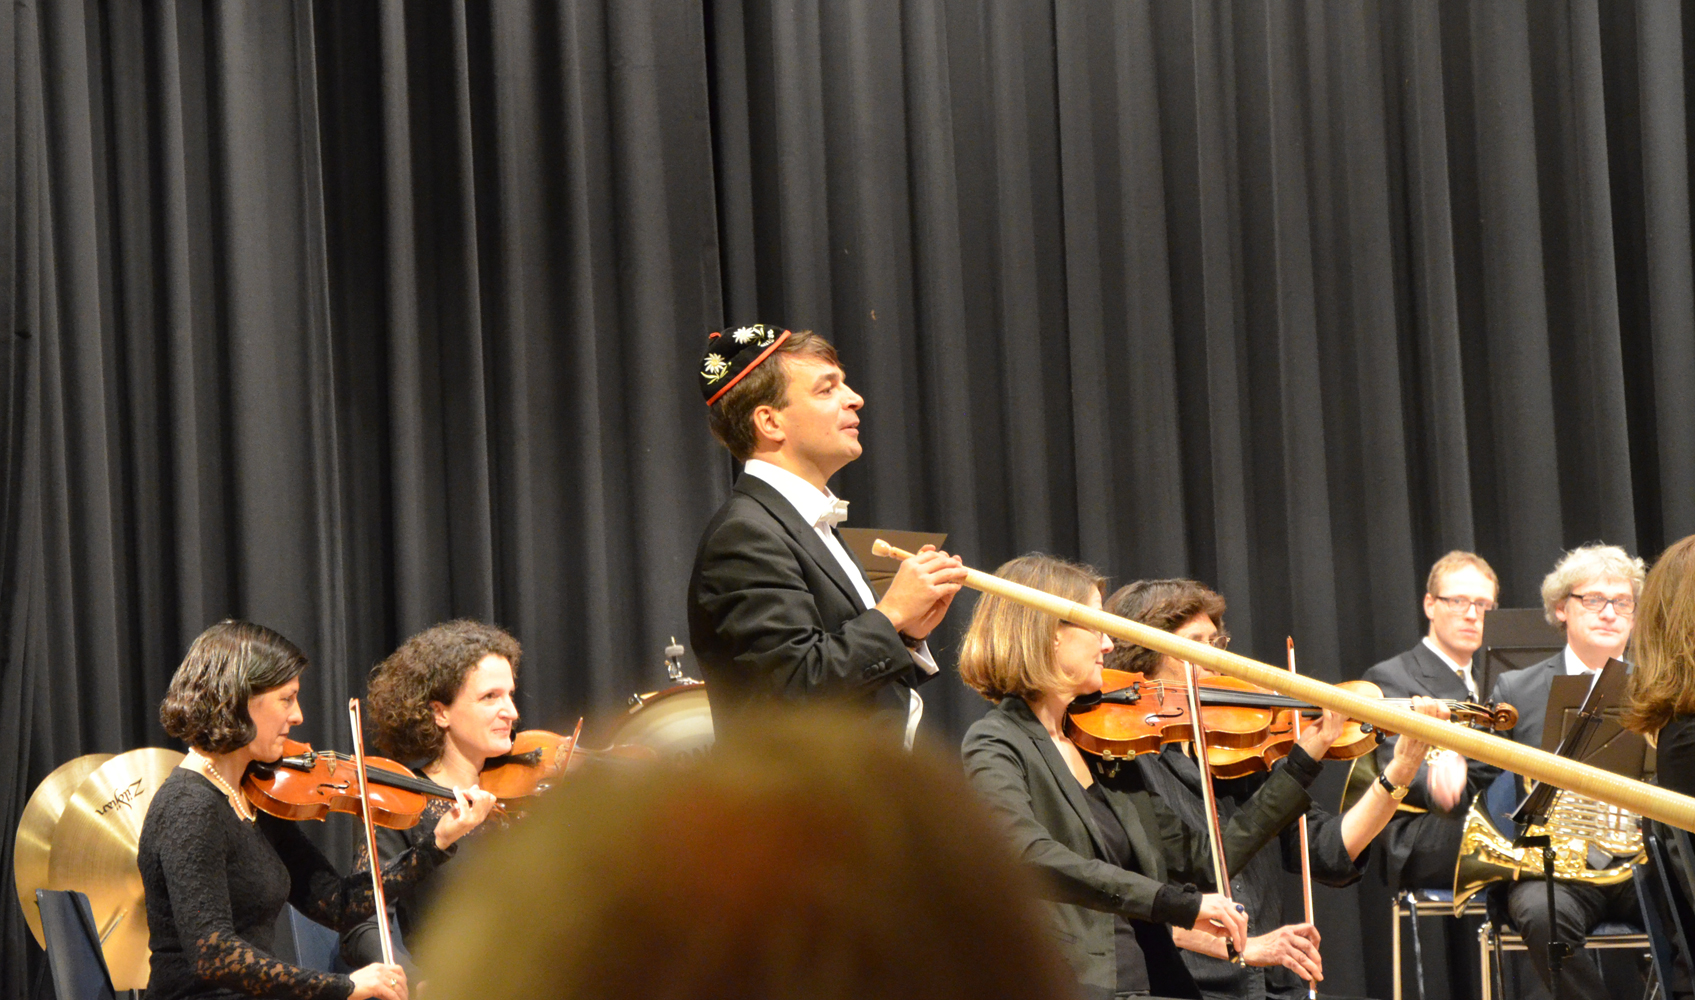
[[665, 637, 689, 683], [616, 639, 713, 757], [630, 637, 702, 708]]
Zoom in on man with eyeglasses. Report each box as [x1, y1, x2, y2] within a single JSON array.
[[1361, 551, 1504, 892], [1483, 544, 1646, 1000]]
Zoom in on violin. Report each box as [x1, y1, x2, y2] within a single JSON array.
[[243, 738, 467, 829], [477, 728, 658, 800], [1065, 669, 1518, 776]]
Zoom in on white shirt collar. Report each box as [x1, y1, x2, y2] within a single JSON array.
[[1421, 635, 1473, 674], [743, 459, 841, 527], [1563, 644, 1599, 676], [1421, 636, 1476, 697]]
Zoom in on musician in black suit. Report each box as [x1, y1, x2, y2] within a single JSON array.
[[1361, 551, 1502, 890], [688, 325, 966, 746], [1483, 544, 1645, 1000]]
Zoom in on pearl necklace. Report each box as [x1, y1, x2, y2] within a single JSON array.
[[186, 749, 256, 822]]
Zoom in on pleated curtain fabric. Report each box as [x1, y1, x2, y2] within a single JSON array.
[[5, 2, 1695, 997]]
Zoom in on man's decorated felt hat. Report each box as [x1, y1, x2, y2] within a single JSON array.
[[699, 324, 792, 405]]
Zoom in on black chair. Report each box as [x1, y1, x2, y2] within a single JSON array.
[[284, 904, 345, 973], [1479, 879, 1652, 1000], [282, 903, 408, 976], [34, 889, 119, 1000], [1635, 828, 1686, 998]]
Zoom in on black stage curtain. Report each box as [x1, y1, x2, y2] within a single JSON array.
[[6, 2, 1695, 998]]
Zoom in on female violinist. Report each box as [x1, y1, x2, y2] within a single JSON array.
[[1107, 579, 1445, 1000], [341, 620, 522, 970], [137, 620, 497, 1000], [960, 555, 1319, 1000]]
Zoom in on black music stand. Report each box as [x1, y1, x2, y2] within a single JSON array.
[[1507, 658, 1647, 1000], [1477, 608, 1564, 706], [1511, 658, 1645, 825]]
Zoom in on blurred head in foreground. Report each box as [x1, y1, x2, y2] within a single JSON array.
[[415, 709, 1077, 1000]]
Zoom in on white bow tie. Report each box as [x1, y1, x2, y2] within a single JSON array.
[[815, 498, 849, 529]]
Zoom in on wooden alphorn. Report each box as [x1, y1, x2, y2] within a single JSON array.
[[873, 539, 1695, 833]]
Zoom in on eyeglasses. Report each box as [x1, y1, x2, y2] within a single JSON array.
[[1567, 592, 1636, 616], [1108, 633, 1230, 650], [1168, 632, 1230, 649], [1430, 595, 1497, 614]]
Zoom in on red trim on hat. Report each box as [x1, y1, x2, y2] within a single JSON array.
[[705, 329, 792, 406]]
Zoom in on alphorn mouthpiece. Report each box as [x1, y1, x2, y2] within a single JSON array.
[[872, 538, 911, 560]]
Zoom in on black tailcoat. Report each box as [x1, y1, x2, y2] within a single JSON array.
[[687, 474, 920, 742]]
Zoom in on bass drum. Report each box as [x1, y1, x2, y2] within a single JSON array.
[[611, 683, 713, 759]]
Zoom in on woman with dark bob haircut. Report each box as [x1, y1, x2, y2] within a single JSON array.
[[138, 620, 498, 1000], [341, 620, 522, 972]]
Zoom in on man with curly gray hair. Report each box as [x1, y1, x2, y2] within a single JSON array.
[[1485, 543, 1647, 1000]]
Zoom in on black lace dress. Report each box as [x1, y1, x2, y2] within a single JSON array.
[[137, 768, 453, 1000]]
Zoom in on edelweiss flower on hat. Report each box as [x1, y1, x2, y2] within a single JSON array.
[[699, 324, 792, 405]]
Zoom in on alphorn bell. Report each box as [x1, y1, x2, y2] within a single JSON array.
[[871, 539, 1695, 833]]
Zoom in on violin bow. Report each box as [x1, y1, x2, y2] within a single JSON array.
[[560, 716, 585, 773], [348, 698, 396, 966], [1178, 653, 1244, 965], [1287, 638, 1317, 999]]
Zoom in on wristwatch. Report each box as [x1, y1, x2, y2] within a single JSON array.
[[899, 632, 923, 650], [1377, 772, 1411, 801]]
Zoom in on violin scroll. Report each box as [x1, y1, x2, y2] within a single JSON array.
[[1485, 702, 1518, 732]]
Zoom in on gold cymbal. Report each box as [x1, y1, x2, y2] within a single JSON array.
[[47, 748, 183, 991], [13, 754, 114, 948]]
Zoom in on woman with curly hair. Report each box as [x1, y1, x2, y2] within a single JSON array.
[[341, 620, 522, 972], [138, 620, 497, 1000]]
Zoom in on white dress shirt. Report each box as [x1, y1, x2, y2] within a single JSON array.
[[1562, 644, 1613, 699], [742, 460, 935, 748], [1422, 636, 1478, 699]]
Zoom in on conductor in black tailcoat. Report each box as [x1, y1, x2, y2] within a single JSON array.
[[1361, 551, 1503, 890], [687, 325, 967, 746]]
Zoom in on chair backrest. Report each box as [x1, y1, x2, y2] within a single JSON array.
[[34, 889, 118, 1000], [286, 904, 344, 974], [1635, 827, 1692, 991], [1669, 825, 1695, 924]]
